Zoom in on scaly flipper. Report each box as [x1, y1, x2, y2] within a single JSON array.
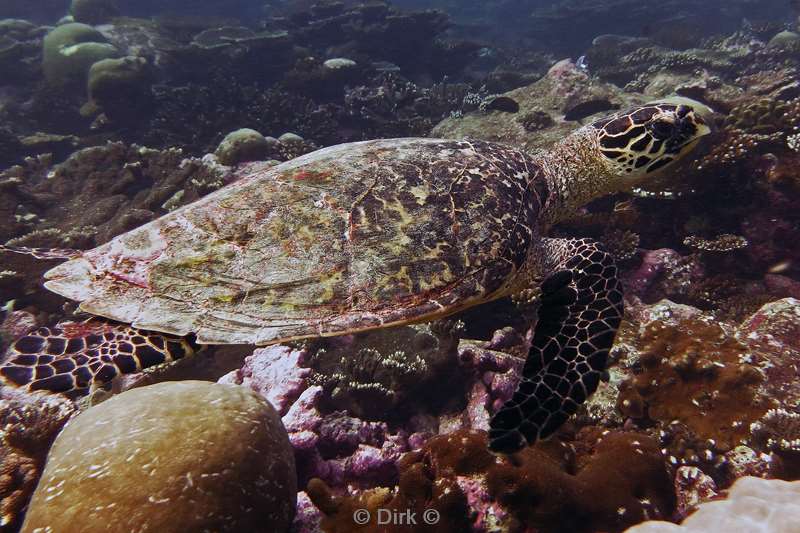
[[488, 238, 623, 453], [0, 319, 196, 399]]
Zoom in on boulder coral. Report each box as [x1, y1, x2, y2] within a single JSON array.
[[42, 23, 118, 86], [21, 381, 297, 533]]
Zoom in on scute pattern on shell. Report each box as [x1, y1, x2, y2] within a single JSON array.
[[42, 139, 544, 345]]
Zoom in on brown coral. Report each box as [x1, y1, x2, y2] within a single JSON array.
[[487, 430, 674, 532], [308, 429, 674, 533], [618, 317, 771, 451]]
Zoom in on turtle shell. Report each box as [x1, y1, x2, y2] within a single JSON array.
[[44, 138, 543, 344]]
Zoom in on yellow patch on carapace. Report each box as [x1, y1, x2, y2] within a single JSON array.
[[294, 225, 318, 249], [316, 268, 345, 304], [408, 184, 430, 205], [384, 265, 414, 292]]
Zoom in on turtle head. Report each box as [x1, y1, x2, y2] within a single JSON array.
[[593, 101, 711, 183]]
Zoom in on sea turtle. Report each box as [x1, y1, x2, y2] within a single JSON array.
[[0, 102, 710, 453]]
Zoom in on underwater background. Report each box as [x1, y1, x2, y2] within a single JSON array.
[[1, 0, 800, 532]]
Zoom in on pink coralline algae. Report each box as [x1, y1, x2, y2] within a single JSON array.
[[0, 310, 39, 344], [224, 333, 528, 533], [737, 297, 800, 406], [622, 248, 704, 302], [672, 466, 718, 521], [455, 475, 511, 533], [219, 345, 311, 415]]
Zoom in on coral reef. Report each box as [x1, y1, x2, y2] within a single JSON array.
[[1, 4, 800, 533], [214, 128, 276, 166], [0, 387, 75, 530], [303, 322, 461, 419], [42, 23, 119, 86], [617, 315, 768, 449], [85, 56, 153, 123], [22, 381, 296, 533], [307, 429, 674, 533], [433, 58, 644, 153]]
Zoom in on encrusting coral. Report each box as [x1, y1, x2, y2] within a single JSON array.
[[307, 429, 675, 533], [617, 315, 769, 450]]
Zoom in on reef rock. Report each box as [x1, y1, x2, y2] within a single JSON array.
[[307, 429, 674, 533], [219, 344, 310, 415], [22, 381, 296, 533], [737, 298, 800, 406], [432, 58, 643, 153]]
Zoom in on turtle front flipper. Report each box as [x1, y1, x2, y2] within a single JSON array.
[[0, 319, 196, 399], [489, 238, 623, 453]]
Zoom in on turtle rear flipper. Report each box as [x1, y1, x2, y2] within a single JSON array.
[[489, 238, 623, 454], [0, 319, 196, 399]]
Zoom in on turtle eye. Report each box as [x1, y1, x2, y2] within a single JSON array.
[[649, 119, 676, 140]]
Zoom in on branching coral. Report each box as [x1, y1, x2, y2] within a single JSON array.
[[683, 234, 748, 253], [305, 322, 463, 419], [750, 408, 800, 453]]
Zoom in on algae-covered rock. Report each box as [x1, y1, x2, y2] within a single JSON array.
[[22, 381, 297, 533], [87, 55, 152, 121], [70, 0, 119, 25], [42, 22, 118, 85], [215, 128, 275, 165], [433, 58, 643, 153]]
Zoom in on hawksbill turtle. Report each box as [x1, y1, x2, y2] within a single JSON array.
[[0, 102, 710, 453]]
